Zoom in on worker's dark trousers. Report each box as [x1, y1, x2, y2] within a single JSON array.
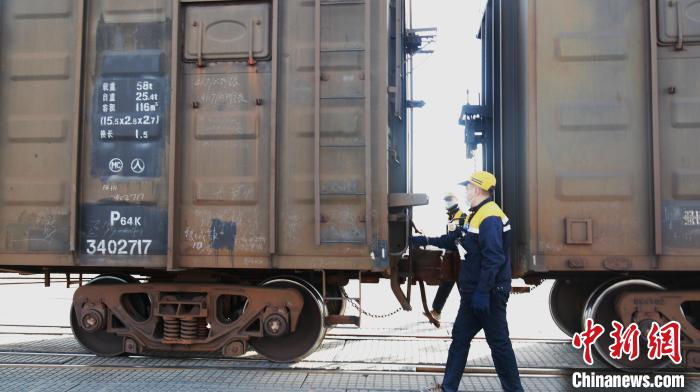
[[432, 281, 455, 313], [441, 288, 523, 392]]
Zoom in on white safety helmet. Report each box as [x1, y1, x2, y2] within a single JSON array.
[[443, 192, 459, 210]]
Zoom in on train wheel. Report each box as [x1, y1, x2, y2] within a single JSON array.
[[549, 279, 599, 337], [70, 274, 134, 356], [250, 277, 326, 362], [582, 279, 668, 370]]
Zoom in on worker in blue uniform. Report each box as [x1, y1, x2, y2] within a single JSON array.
[[413, 171, 523, 392], [426, 193, 467, 325]]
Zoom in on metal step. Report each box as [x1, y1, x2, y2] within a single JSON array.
[[325, 315, 360, 326]]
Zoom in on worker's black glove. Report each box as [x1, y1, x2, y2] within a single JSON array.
[[471, 291, 490, 316], [409, 236, 428, 247], [459, 226, 469, 238]]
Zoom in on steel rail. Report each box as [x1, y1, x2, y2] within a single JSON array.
[[0, 357, 680, 379], [0, 325, 571, 344], [0, 351, 696, 378], [326, 333, 571, 343]]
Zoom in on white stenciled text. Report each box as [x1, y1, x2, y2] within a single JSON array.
[[682, 210, 700, 227], [85, 239, 152, 255]]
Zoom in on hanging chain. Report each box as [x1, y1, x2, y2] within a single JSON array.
[[340, 287, 404, 319]]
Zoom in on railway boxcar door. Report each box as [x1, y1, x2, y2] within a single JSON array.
[[0, 0, 81, 260], [78, 1, 173, 267], [657, 0, 700, 256], [474, 0, 655, 273], [177, 2, 274, 268]]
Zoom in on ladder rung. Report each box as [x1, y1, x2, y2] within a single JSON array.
[[321, 48, 365, 53], [320, 96, 365, 100], [321, 0, 365, 5], [320, 144, 366, 148], [314, 0, 370, 248], [320, 192, 365, 197]]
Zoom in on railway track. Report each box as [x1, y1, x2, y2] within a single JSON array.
[[0, 361, 573, 378], [0, 325, 695, 377], [0, 350, 695, 380], [0, 323, 696, 392], [0, 323, 571, 344]]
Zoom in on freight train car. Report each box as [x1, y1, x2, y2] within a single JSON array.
[[0, 0, 429, 362], [459, 0, 700, 369]]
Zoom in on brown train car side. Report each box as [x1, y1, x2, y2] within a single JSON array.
[[463, 0, 700, 370], [0, 0, 424, 362]]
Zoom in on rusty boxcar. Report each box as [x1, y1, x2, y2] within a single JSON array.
[[0, 0, 429, 362], [459, 0, 700, 369]]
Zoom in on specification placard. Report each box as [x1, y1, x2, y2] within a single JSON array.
[[91, 76, 166, 178]]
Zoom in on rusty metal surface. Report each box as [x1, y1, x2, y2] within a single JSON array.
[[0, 0, 80, 255], [387, 193, 429, 208], [650, 0, 663, 257], [404, 248, 459, 287], [531, 0, 652, 260], [178, 63, 272, 261], [418, 280, 439, 328], [658, 0, 700, 46], [0, 0, 399, 272], [72, 282, 303, 355], [76, 0, 171, 270], [657, 7, 700, 257], [402, 248, 443, 286], [166, 3, 181, 271], [479, 0, 700, 274], [617, 289, 700, 365]]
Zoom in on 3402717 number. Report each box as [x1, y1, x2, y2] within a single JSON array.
[[85, 239, 152, 255]]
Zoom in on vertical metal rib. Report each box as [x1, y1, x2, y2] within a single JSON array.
[[649, 0, 662, 257], [69, 0, 86, 255], [364, 0, 372, 245], [314, 0, 322, 246], [394, 0, 403, 117], [269, 0, 279, 255], [167, 3, 181, 271]]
